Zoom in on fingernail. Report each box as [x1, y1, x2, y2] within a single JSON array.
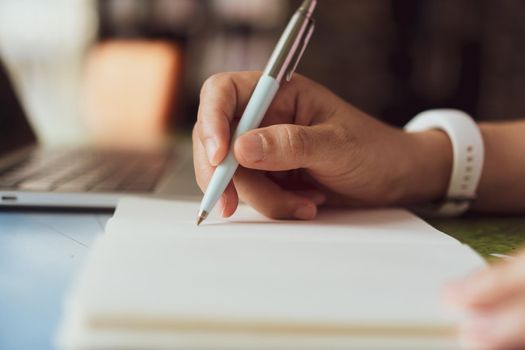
[[240, 133, 264, 162], [294, 203, 316, 220], [205, 139, 218, 164]]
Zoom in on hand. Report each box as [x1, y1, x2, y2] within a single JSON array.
[[193, 71, 452, 219], [444, 250, 525, 350]]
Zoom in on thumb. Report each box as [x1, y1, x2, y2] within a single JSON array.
[[234, 124, 335, 171]]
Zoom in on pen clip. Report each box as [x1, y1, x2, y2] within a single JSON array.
[[285, 18, 315, 82]]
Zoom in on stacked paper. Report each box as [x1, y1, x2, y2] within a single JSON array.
[[57, 198, 485, 349]]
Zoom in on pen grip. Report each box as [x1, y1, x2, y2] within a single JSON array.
[[232, 76, 280, 139], [200, 76, 280, 214]]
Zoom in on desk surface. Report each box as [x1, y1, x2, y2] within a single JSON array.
[[2, 210, 525, 350], [429, 215, 525, 259], [0, 211, 111, 350]]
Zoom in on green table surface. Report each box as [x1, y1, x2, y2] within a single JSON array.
[[427, 215, 525, 261]]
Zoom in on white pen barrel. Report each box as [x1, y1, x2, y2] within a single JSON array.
[[233, 76, 280, 137], [200, 76, 280, 214]]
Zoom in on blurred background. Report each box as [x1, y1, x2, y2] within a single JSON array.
[[0, 0, 524, 149]]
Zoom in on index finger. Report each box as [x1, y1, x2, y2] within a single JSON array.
[[196, 72, 260, 166]]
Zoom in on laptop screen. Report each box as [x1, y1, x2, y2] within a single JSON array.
[[0, 58, 37, 158]]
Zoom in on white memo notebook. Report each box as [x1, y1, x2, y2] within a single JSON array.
[[57, 198, 486, 350]]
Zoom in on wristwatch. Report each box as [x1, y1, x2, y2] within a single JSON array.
[[404, 109, 485, 217]]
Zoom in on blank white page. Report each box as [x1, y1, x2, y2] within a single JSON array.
[[71, 198, 485, 333], [108, 198, 461, 245], [76, 229, 484, 331]]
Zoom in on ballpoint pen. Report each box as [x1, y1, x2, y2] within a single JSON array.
[[196, 0, 317, 225]]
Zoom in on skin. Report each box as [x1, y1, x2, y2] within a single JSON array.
[[443, 250, 525, 350], [193, 71, 525, 349]]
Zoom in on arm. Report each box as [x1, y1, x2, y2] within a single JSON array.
[[401, 119, 525, 214], [193, 71, 525, 218], [474, 121, 525, 213], [194, 72, 525, 350]]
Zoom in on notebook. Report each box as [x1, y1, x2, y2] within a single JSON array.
[[56, 198, 486, 350]]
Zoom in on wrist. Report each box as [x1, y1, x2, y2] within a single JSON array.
[[394, 130, 453, 205]]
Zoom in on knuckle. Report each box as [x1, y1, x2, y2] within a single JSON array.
[[327, 125, 358, 166], [333, 124, 356, 149], [200, 73, 227, 98], [281, 125, 309, 165]]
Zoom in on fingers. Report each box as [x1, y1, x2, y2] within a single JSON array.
[[194, 121, 325, 220], [442, 251, 525, 350], [292, 189, 327, 206], [196, 72, 332, 167], [197, 72, 259, 166], [444, 253, 525, 309], [194, 71, 342, 219], [234, 124, 338, 171], [233, 168, 318, 220], [216, 181, 238, 218], [193, 125, 239, 216], [458, 295, 525, 350]]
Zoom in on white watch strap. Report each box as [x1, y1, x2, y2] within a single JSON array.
[[404, 109, 484, 217]]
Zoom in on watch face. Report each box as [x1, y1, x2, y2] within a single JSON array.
[[0, 59, 37, 158]]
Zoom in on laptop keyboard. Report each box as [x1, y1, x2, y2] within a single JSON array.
[[0, 149, 170, 193]]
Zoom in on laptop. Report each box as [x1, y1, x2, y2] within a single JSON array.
[[0, 58, 198, 209]]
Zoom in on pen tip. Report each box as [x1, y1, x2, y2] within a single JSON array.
[[196, 216, 204, 226], [196, 210, 208, 226]]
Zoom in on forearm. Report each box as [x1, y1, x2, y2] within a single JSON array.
[[472, 121, 525, 213], [401, 120, 525, 214]]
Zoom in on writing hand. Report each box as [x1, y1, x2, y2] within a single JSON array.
[[193, 71, 452, 219]]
